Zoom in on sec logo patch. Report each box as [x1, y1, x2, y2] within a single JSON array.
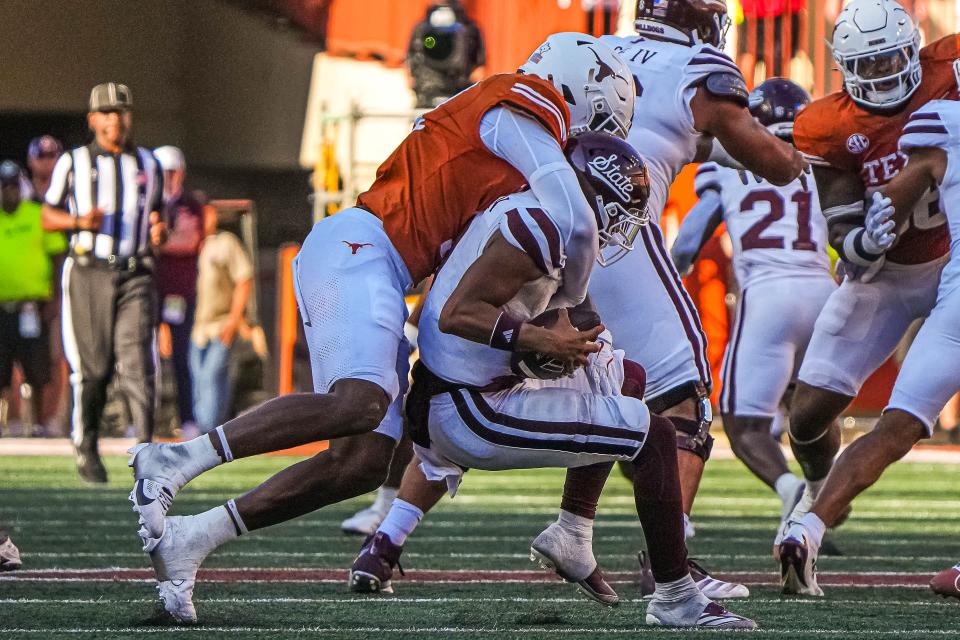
[[846, 133, 870, 154]]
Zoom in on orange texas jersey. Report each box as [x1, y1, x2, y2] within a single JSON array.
[[356, 73, 569, 284], [794, 34, 960, 265]]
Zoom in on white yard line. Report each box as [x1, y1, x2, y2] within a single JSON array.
[[1, 627, 958, 635]]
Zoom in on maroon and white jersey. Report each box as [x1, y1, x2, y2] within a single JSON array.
[[419, 190, 575, 387], [694, 162, 831, 289], [599, 32, 746, 223]]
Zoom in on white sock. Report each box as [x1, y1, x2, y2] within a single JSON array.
[[557, 509, 594, 540], [653, 574, 700, 602], [799, 512, 826, 549], [376, 499, 423, 546], [683, 513, 695, 540], [775, 473, 803, 504], [372, 486, 398, 514], [808, 478, 824, 498], [189, 504, 240, 554], [173, 434, 224, 488]]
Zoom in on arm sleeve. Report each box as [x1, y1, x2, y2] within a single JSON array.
[[480, 106, 597, 306], [45, 153, 73, 209], [670, 189, 724, 275]]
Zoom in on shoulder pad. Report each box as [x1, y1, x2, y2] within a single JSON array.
[[703, 72, 749, 107]]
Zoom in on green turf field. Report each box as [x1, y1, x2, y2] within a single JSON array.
[[1, 454, 959, 638]]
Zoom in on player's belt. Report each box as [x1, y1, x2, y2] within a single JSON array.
[[71, 252, 154, 273], [405, 361, 521, 448]]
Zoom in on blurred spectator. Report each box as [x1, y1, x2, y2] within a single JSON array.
[[41, 82, 166, 483], [0, 529, 21, 571], [0, 161, 66, 435], [583, 0, 619, 35], [26, 136, 68, 435], [190, 209, 253, 434], [23, 136, 64, 204], [154, 145, 204, 437], [407, 0, 485, 109], [736, 0, 805, 79]]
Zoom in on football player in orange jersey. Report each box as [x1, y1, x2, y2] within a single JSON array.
[[125, 32, 635, 624], [775, 0, 959, 594]]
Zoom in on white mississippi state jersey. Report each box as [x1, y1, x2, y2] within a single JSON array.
[[694, 162, 831, 289], [599, 32, 745, 223], [419, 190, 574, 387], [900, 100, 960, 290]]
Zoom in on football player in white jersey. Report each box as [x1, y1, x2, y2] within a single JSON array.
[[671, 79, 835, 529], [351, 132, 756, 628], [780, 98, 960, 597], [536, 0, 806, 599]]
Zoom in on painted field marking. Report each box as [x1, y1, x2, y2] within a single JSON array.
[[2, 627, 959, 635], [0, 567, 938, 588]]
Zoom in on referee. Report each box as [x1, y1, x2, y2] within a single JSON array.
[[42, 82, 167, 482]]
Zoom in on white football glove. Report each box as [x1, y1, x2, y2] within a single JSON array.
[[583, 329, 625, 397], [864, 191, 897, 253]]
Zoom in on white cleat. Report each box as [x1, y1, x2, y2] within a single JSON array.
[[646, 593, 757, 629], [687, 559, 750, 599], [779, 524, 824, 597], [0, 536, 22, 572], [340, 505, 388, 537], [149, 516, 213, 625], [774, 486, 813, 559], [530, 522, 619, 606], [128, 443, 189, 549]]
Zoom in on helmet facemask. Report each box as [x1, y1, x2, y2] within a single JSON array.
[[596, 196, 649, 267], [832, 24, 921, 109]]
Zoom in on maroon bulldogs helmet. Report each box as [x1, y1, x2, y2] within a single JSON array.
[[565, 130, 650, 266]]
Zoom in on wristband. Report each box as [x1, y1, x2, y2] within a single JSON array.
[[72, 218, 80, 233], [489, 311, 523, 351], [840, 227, 884, 267]]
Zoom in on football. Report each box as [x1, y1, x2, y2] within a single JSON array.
[[509, 306, 602, 380]]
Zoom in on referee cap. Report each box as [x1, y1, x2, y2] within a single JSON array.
[[89, 82, 133, 112], [154, 146, 185, 172], [0, 160, 22, 184]]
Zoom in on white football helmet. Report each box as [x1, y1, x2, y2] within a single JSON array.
[[831, 0, 921, 109], [520, 33, 634, 140]]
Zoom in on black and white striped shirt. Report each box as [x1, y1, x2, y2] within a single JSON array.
[[45, 143, 163, 259]]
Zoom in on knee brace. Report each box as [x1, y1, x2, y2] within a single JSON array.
[[649, 381, 714, 462]]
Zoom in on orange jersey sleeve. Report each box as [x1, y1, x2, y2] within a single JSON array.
[[356, 74, 570, 284]]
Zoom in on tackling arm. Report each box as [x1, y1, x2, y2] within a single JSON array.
[[439, 233, 602, 368], [670, 189, 724, 276], [691, 87, 804, 186], [479, 106, 598, 306]]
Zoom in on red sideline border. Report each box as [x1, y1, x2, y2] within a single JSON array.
[[1, 568, 933, 587]]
